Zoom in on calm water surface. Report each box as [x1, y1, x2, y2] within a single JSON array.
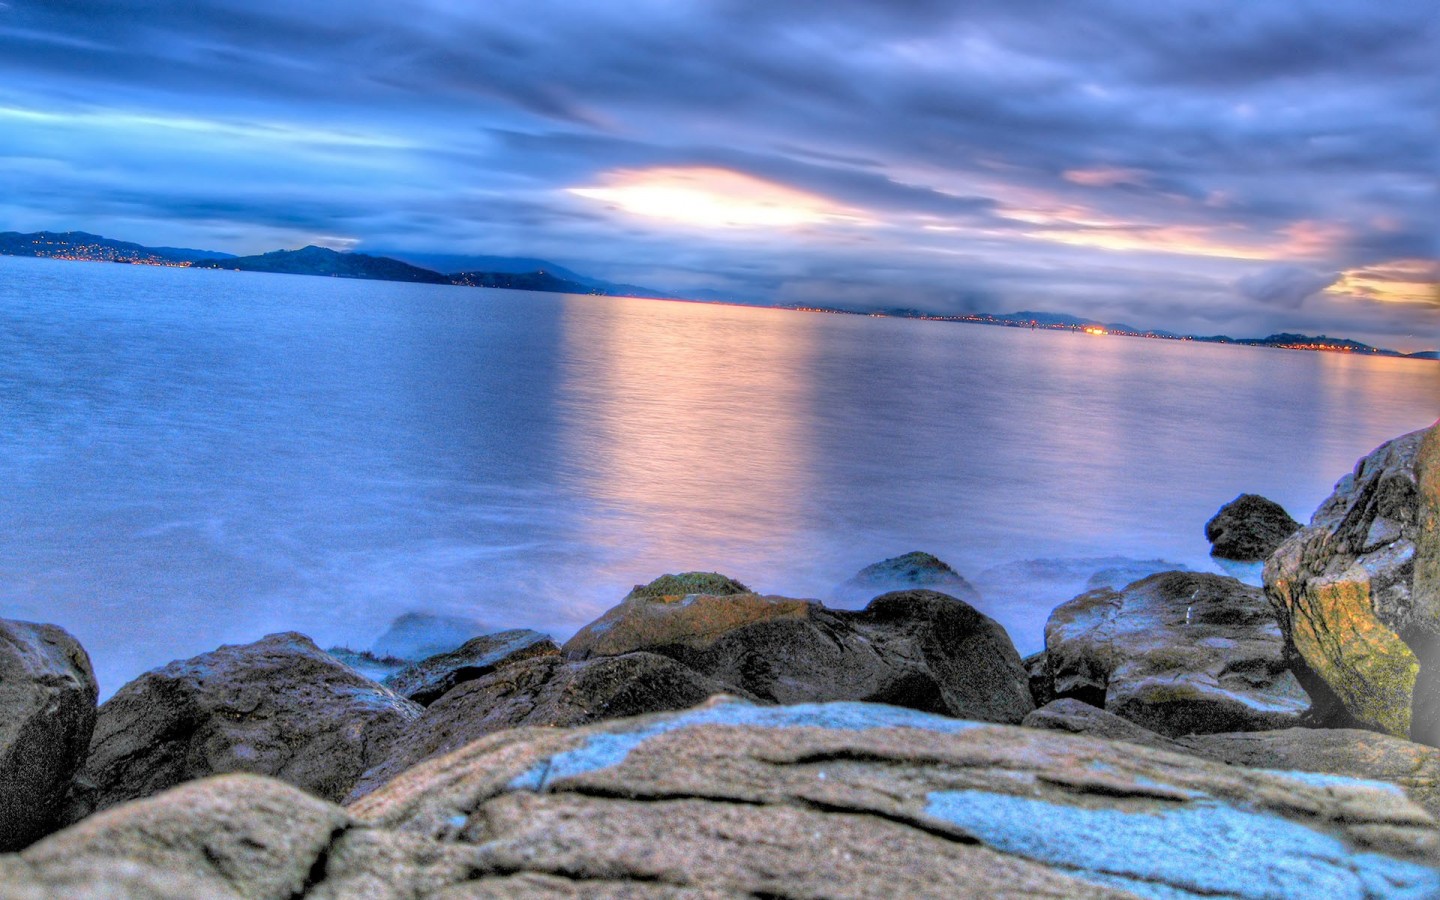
[[2, 256, 1436, 694]]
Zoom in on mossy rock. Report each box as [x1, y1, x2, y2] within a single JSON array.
[[625, 572, 750, 600]]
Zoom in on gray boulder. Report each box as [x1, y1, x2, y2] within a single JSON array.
[[0, 620, 97, 850], [382, 629, 558, 705], [837, 551, 979, 602], [1042, 571, 1310, 736], [563, 588, 1033, 724], [1206, 493, 1301, 561], [349, 651, 736, 801], [76, 632, 421, 817]]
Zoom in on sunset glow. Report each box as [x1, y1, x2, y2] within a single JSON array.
[[569, 167, 863, 230]]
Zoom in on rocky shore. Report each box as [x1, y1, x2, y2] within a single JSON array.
[[1, 420, 1437, 897]]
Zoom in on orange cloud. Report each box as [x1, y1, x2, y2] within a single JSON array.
[[1327, 259, 1440, 306]]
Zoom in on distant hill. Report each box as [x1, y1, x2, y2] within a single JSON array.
[[193, 246, 452, 284], [0, 230, 231, 264], [451, 270, 604, 294], [3, 228, 1433, 361]]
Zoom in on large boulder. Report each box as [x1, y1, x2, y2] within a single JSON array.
[[1205, 493, 1302, 561], [382, 629, 558, 705], [349, 651, 737, 801], [0, 620, 98, 850], [1412, 422, 1440, 745], [626, 571, 750, 599], [5, 701, 1438, 898], [563, 588, 1033, 724], [836, 551, 980, 602], [1264, 426, 1435, 739], [1041, 571, 1310, 736], [75, 632, 421, 817]]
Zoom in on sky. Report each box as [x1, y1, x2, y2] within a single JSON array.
[[0, 0, 1436, 348]]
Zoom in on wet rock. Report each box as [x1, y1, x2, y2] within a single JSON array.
[[837, 551, 979, 602], [626, 571, 750, 600], [1264, 427, 1434, 738], [1042, 571, 1310, 736], [1205, 494, 1302, 562], [370, 612, 489, 661], [77, 632, 421, 817], [1179, 727, 1440, 821], [323, 646, 409, 683], [563, 588, 1033, 724], [0, 775, 351, 899], [349, 652, 734, 801], [1022, 699, 1191, 754], [383, 629, 558, 705], [0, 620, 98, 851], [7, 701, 1438, 898]]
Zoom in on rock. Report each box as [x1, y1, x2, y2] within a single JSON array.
[[1179, 727, 1440, 821], [1205, 493, 1302, 561], [1412, 422, 1440, 746], [352, 699, 1440, 898], [76, 632, 421, 817], [1022, 699, 1191, 754], [370, 612, 489, 661], [0, 620, 98, 851], [1, 774, 352, 899], [1042, 571, 1310, 736], [382, 629, 558, 705], [1264, 427, 1433, 739], [1021, 650, 1051, 706], [837, 551, 979, 602], [563, 589, 1033, 724], [626, 571, 750, 600], [7, 701, 1438, 898], [349, 651, 735, 801]]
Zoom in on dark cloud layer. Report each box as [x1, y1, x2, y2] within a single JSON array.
[[0, 0, 1435, 347]]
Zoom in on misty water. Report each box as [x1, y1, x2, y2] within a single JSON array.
[[2, 254, 1437, 696]]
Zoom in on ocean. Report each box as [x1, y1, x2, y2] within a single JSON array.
[[2, 254, 1436, 696]]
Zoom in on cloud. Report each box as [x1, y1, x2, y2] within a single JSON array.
[[0, 0, 1435, 346], [1235, 266, 1341, 309]]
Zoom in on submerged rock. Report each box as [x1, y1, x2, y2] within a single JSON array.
[[0, 620, 98, 851], [349, 651, 735, 801], [1264, 426, 1434, 739], [1205, 493, 1301, 561], [837, 551, 980, 602], [7, 700, 1438, 898], [75, 632, 421, 818], [370, 612, 489, 662], [1041, 571, 1310, 736], [382, 629, 558, 705], [563, 588, 1033, 724]]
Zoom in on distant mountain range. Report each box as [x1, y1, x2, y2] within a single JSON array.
[[2, 229, 1434, 360]]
